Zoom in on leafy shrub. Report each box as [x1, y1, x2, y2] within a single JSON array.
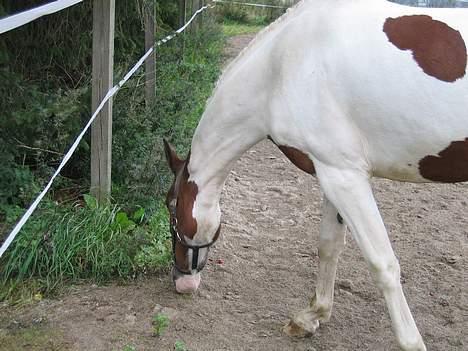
[[217, 4, 249, 23], [135, 206, 172, 273], [111, 22, 224, 209], [0, 0, 195, 211], [0, 3, 224, 210], [0, 2, 224, 302], [215, 0, 287, 24]]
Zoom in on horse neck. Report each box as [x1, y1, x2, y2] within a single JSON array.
[[186, 5, 290, 203], [188, 95, 266, 205]]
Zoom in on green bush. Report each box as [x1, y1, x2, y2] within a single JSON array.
[[134, 205, 172, 273], [111, 22, 224, 209], [217, 4, 250, 23], [215, 0, 287, 25], [0, 0, 190, 212], [0, 7, 224, 302], [0, 3, 224, 214]]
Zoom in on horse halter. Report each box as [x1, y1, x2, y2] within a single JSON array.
[[170, 205, 221, 275]]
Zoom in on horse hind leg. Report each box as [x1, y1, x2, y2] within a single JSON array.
[[283, 196, 347, 337]]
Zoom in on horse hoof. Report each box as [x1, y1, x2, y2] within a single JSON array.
[[282, 319, 318, 338]]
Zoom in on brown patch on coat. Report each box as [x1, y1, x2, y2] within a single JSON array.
[[163, 142, 199, 270], [171, 161, 198, 272], [419, 138, 468, 182], [383, 15, 467, 82], [176, 165, 198, 238], [268, 136, 316, 174], [277, 145, 316, 175], [174, 244, 190, 271]]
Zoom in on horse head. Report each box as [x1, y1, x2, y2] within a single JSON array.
[[163, 139, 221, 294]]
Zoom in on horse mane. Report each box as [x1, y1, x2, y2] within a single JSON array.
[[216, 0, 307, 86]]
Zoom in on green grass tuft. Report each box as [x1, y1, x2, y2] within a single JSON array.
[[222, 19, 265, 37], [174, 340, 188, 351], [152, 313, 170, 336], [0, 199, 171, 303], [0, 327, 67, 351]]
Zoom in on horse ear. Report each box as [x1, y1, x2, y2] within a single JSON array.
[[163, 139, 184, 175]]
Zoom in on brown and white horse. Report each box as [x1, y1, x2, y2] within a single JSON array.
[[164, 1, 467, 350]]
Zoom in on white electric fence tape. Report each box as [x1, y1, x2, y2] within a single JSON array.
[[0, 5, 212, 259], [212, 0, 287, 9], [0, 0, 83, 35]]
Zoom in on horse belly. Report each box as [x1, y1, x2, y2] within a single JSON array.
[[321, 6, 468, 183], [348, 67, 468, 183], [370, 132, 468, 184]]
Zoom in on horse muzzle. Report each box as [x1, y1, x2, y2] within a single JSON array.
[[172, 267, 201, 294]]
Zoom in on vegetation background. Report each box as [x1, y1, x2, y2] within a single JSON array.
[[0, 0, 463, 303], [0, 0, 287, 303]]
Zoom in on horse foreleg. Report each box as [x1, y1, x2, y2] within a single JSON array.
[[284, 195, 346, 337], [312, 165, 426, 351]]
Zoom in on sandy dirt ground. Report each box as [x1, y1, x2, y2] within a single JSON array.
[[0, 34, 466, 351]]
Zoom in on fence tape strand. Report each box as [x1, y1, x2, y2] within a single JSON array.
[[212, 0, 287, 9], [0, 0, 83, 35], [0, 5, 212, 259]]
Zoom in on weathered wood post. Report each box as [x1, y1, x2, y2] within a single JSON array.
[[190, 0, 199, 31], [179, 0, 186, 27], [91, 0, 115, 203], [188, 0, 198, 33], [199, 0, 204, 28], [144, 1, 156, 109]]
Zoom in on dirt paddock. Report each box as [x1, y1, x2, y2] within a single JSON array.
[[0, 34, 466, 351]]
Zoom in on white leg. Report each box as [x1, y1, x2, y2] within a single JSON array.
[[284, 196, 347, 336], [314, 165, 426, 351]]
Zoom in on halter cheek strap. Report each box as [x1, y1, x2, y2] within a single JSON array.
[[170, 208, 221, 274]]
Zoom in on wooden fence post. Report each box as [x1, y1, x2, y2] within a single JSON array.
[[144, 2, 156, 109], [179, 0, 186, 27], [191, 0, 200, 31], [91, 0, 115, 203], [199, 0, 204, 28]]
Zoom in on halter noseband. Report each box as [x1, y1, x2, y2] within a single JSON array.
[[170, 206, 221, 275]]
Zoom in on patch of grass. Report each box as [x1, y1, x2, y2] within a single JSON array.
[[1, 200, 134, 294], [152, 313, 170, 336], [222, 19, 265, 37], [174, 340, 188, 351], [134, 206, 172, 274], [0, 198, 172, 303], [122, 345, 137, 351], [0, 327, 67, 351]]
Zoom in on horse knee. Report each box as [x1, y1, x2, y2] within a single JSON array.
[[369, 257, 401, 291], [318, 241, 344, 261]]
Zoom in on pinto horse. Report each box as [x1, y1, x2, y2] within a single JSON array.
[[163, 1, 467, 350]]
